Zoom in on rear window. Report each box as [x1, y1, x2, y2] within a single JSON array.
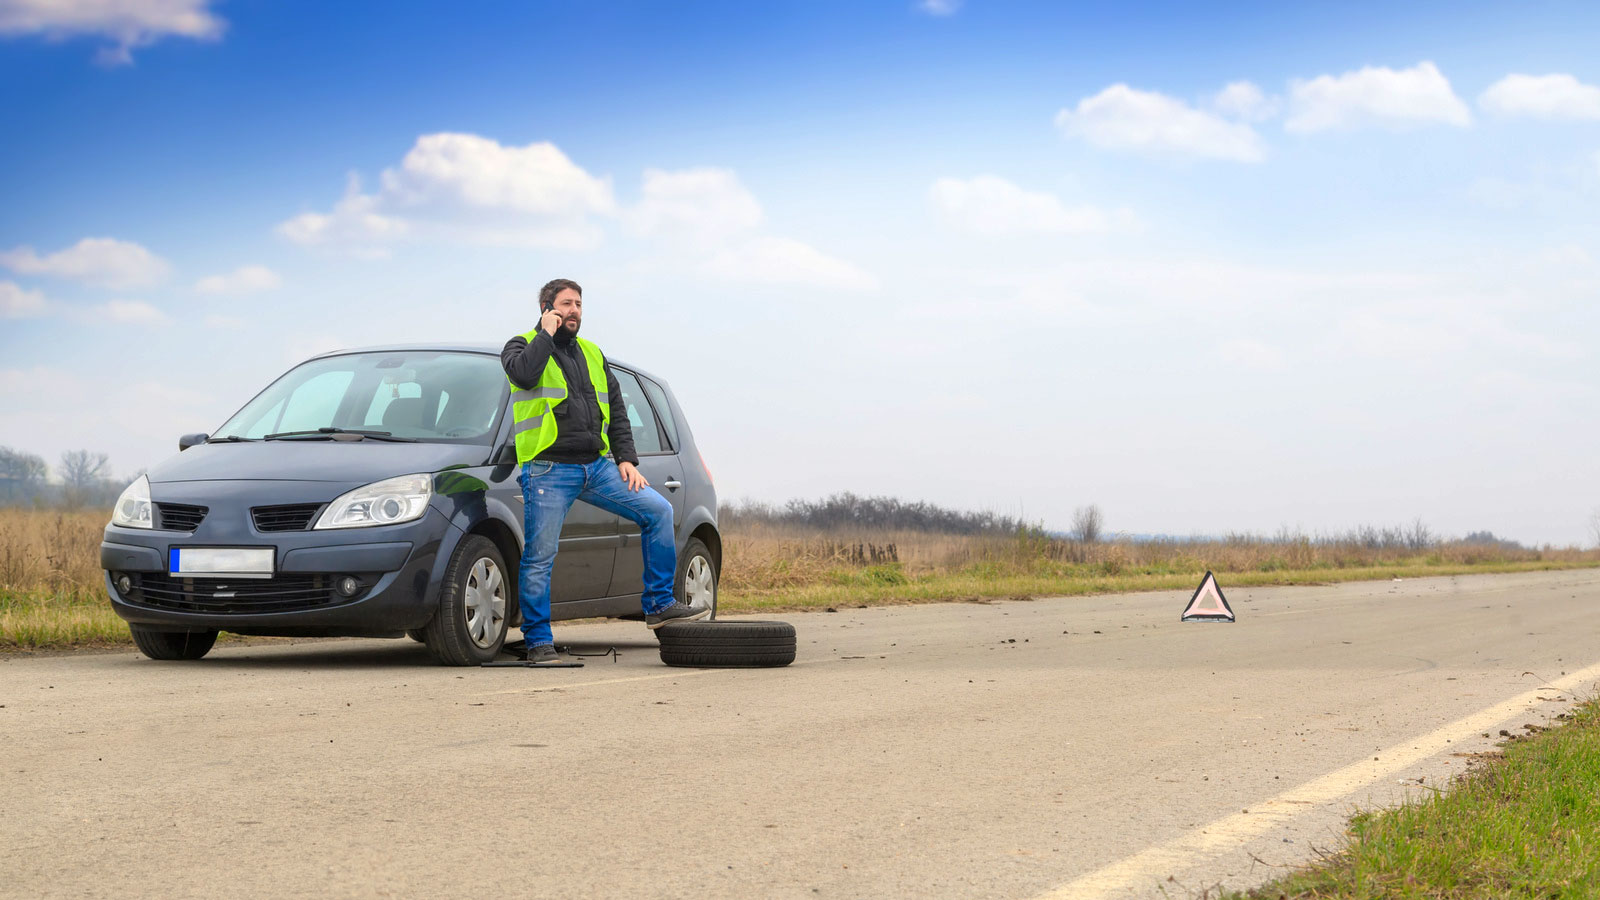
[[640, 376, 679, 450]]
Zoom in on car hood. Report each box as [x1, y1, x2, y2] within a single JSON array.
[[147, 440, 487, 484]]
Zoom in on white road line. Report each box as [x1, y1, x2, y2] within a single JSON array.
[[486, 667, 723, 695], [1032, 660, 1600, 900]]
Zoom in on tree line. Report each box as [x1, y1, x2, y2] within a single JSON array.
[[721, 492, 1038, 536], [0, 446, 130, 509]]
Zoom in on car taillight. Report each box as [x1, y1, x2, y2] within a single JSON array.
[[698, 450, 713, 486]]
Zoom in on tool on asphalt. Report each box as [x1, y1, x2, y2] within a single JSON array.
[[1181, 571, 1235, 622], [655, 619, 797, 667], [480, 639, 619, 668]]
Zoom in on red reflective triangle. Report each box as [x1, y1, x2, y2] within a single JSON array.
[[1182, 571, 1235, 621]]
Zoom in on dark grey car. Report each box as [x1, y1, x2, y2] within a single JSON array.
[[100, 344, 720, 665]]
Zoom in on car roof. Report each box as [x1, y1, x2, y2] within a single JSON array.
[[309, 343, 667, 388]]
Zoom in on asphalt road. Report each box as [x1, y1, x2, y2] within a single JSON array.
[[4, 568, 1599, 899]]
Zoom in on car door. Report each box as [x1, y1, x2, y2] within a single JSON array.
[[497, 399, 617, 603], [607, 368, 683, 597]]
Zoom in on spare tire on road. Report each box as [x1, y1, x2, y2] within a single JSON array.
[[656, 619, 796, 668]]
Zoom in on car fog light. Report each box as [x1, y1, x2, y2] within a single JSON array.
[[116, 574, 133, 594], [337, 576, 361, 597]]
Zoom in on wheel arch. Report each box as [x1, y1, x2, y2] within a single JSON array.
[[689, 522, 721, 574], [465, 516, 522, 617]]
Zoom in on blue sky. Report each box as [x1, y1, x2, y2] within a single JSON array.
[[2, 1, 1597, 544]]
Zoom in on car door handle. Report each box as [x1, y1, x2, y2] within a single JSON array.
[[663, 480, 682, 490]]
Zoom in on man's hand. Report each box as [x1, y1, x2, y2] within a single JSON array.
[[618, 461, 649, 492], [540, 308, 563, 336]]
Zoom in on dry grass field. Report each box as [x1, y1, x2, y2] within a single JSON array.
[[3, 508, 1596, 650]]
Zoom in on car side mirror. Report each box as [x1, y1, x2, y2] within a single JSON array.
[[179, 433, 209, 451], [492, 443, 517, 466]]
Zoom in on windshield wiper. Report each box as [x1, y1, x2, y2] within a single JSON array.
[[206, 435, 257, 443], [263, 427, 417, 442]]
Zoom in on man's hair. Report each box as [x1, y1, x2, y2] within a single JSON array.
[[539, 278, 582, 309]]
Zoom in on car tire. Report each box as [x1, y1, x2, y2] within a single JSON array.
[[129, 625, 218, 661], [423, 534, 509, 666], [657, 620, 795, 668], [674, 537, 718, 620]]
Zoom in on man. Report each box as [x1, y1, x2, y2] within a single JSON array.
[[501, 278, 708, 664]]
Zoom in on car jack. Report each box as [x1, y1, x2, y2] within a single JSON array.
[[480, 641, 620, 668]]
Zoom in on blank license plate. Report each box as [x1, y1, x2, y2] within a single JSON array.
[[169, 547, 275, 579]]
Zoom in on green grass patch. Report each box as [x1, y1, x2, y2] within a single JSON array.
[[0, 589, 130, 649], [1231, 696, 1600, 899]]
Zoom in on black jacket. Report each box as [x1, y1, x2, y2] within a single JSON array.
[[501, 330, 638, 466]]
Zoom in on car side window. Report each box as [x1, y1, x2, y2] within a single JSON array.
[[611, 369, 663, 454], [640, 377, 679, 451]]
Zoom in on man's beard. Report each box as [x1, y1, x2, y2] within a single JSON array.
[[554, 317, 581, 342]]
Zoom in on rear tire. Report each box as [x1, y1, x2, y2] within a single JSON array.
[[423, 535, 509, 666], [130, 625, 218, 661], [657, 620, 795, 668], [673, 537, 717, 620]]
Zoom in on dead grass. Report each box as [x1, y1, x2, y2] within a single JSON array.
[[3, 509, 1597, 650]]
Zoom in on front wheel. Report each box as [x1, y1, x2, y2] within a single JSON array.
[[130, 625, 218, 661], [422, 535, 509, 666], [674, 537, 718, 620]]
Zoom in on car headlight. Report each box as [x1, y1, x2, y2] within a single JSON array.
[[110, 475, 154, 529], [314, 473, 432, 529]]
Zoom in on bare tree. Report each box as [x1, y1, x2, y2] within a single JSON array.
[[1404, 517, 1434, 551], [59, 449, 109, 508], [1590, 507, 1600, 549], [0, 446, 49, 504], [1070, 504, 1104, 544]]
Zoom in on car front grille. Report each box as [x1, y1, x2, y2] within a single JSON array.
[[128, 573, 343, 614], [156, 503, 208, 532], [252, 503, 324, 532]]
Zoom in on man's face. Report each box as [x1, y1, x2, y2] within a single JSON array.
[[550, 288, 582, 335]]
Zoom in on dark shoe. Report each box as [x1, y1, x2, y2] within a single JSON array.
[[527, 643, 561, 664], [645, 601, 711, 630]]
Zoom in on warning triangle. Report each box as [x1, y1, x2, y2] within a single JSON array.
[[1181, 571, 1234, 622]]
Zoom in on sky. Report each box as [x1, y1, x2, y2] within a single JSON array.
[[1, 0, 1597, 545]]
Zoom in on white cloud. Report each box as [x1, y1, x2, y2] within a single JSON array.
[[917, 0, 961, 15], [1212, 80, 1278, 121], [1479, 73, 1600, 121], [0, 236, 169, 288], [0, 280, 47, 318], [203, 313, 244, 329], [194, 264, 281, 295], [94, 299, 166, 324], [929, 175, 1133, 236], [280, 134, 615, 251], [627, 167, 763, 240], [1286, 61, 1470, 133], [701, 236, 877, 291], [277, 174, 409, 254], [0, 0, 224, 65], [1055, 84, 1265, 162], [381, 133, 615, 218]]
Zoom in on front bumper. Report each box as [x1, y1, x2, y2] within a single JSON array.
[[102, 484, 456, 637]]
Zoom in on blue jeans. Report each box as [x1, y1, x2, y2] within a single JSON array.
[[516, 458, 677, 648]]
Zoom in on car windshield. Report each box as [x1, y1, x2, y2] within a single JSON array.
[[214, 351, 507, 443]]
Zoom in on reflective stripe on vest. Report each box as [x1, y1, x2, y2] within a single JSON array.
[[507, 331, 612, 464]]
